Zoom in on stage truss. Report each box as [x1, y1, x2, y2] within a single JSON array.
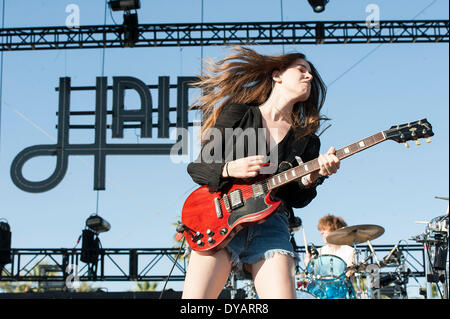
[[0, 20, 448, 51], [0, 244, 425, 288]]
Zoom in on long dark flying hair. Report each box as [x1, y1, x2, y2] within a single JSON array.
[[191, 46, 328, 142]]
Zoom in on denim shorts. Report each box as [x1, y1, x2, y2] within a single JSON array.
[[225, 210, 297, 275]]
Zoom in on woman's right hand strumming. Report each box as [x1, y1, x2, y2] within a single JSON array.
[[222, 155, 265, 179]]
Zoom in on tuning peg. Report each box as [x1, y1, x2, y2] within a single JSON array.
[[404, 142, 410, 148], [426, 138, 432, 143], [416, 140, 421, 145]]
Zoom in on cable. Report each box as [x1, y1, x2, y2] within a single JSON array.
[[327, 0, 437, 88], [101, 0, 107, 76], [280, 0, 285, 54], [0, 0, 5, 158], [94, 0, 108, 221], [109, 6, 119, 25], [159, 236, 186, 299], [200, 0, 204, 72], [73, 233, 82, 249]]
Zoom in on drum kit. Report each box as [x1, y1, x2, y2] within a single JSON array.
[[296, 254, 355, 299], [225, 217, 447, 299], [231, 223, 408, 299], [295, 223, 400, 299], [224, 199, 449, 299]]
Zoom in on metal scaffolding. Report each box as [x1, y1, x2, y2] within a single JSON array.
[[0, 244, 425, 285], [0, 20, 448, 51]]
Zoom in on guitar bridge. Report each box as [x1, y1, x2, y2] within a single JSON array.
[[229, 189, 244, 210]]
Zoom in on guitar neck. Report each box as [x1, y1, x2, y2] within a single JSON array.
[[266, 131, 387, 190]]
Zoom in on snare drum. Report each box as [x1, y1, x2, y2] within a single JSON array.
[[307, 255, 347, 278]]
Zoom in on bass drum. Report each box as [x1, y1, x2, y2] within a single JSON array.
[[307, 276, 352, 299], [296, 289, 318, 299]]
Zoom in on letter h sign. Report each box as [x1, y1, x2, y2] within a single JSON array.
[[10, 76, 198, 193]]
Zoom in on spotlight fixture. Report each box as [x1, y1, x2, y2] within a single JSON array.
[[108, 0, 141, 11], [0, 219, 12, 266], [80, 214, 110, 274], [86, 214, 111, 233], [308, 0, 329, 13], [80, 228, 101, 264], [108, 0, 141, 47]]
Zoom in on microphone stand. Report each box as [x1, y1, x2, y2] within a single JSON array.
[[290, 234, 301, 274]]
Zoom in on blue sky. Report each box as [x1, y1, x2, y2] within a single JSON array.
[[0, 0, 448, 294]]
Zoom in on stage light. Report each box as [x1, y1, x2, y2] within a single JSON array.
[[86, 214, 111, 233], [108, 0, 140, 47], [80, 214, 110, 272], [0, 219, 12, 267], [308, 0, 329, 13], [80, 228, 101, 264], [108, 0, 141, 11], [122, 12, 139, 47]]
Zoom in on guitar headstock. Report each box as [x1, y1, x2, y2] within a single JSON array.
[[384, 119, 434, 145]]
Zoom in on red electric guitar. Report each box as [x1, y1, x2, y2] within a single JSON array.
[[180, 119, 434, 254]]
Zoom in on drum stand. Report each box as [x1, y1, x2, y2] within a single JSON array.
[[224, 271, 239, 299], [367, 240, 381, 299], [351, 240, 381, 299], [351, 240, 369, 299]]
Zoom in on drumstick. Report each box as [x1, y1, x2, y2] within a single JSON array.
[[302, 227, 308, 252]]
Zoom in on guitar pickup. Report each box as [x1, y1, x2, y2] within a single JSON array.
[[222, 194, 231, 212], [229, 189, 244, 210], [214, 197, 223, 219], [252, 183, 264, 197]]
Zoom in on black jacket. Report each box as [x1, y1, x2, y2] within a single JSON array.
[[187, 103, 321, 209]]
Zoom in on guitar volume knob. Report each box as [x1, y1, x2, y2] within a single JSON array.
[[196, 240, 204, 246], [195, 232, 203, 239], [206, 229, 214, 236], [220, 228, 228, 235]]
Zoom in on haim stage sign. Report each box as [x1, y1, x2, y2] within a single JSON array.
[[10, 76, 198, 193]]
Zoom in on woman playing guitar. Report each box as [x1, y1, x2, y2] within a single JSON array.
[[182, 46, 341, 299]]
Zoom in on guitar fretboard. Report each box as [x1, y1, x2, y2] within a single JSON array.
[[266, 131, 386, 190]]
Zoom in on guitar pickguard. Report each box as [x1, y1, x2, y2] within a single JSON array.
[[227, 194, 272, 227]]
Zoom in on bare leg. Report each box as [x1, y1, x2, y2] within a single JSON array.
[[182, 249, 232, 299], [251, 253, 296, 299]]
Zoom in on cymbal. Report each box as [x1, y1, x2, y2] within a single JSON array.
[[326, 224, 385, 245]]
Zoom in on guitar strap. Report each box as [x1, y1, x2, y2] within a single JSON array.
[[276, 134, 310, 173]]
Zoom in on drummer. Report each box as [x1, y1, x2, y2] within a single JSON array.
[[304, 214, 356, 277]]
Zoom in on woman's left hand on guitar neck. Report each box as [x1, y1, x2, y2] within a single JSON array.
[[303, 146, 340, 186]]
